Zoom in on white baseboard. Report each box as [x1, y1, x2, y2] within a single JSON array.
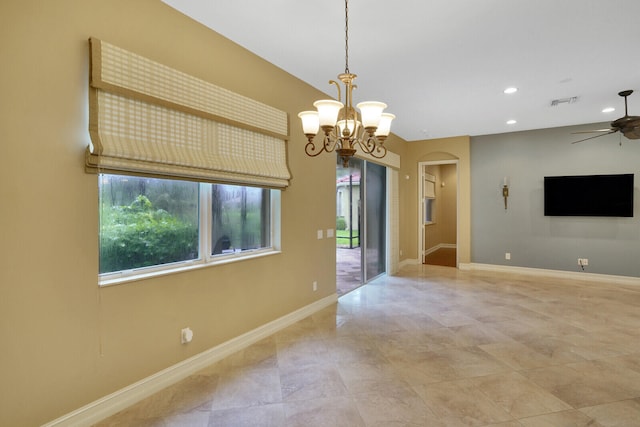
[[424, 243, 456, 256], [459, 262, 640, 287], [399, 258, 420, 269], [43, 293, 338, 427]]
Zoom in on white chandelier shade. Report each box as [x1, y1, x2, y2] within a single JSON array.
[[297, 110, 320, 135], [356, 101, 387, 129], [298, 100, 393, 137], [375, 113, 396, 137]]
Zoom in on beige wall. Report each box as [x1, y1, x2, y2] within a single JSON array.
[[441, 163, 458, 244], [401, 136, 471, 264], [0, 1, 412, 425]]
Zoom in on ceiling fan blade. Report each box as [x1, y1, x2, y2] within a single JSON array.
[[571, 129, 614, 134], [571, 130, 618, 144]]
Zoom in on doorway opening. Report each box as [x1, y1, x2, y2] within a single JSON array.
[[336, 157, 387, 295], [419, 160, 458, 268]]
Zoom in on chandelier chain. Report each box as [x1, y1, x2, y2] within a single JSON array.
[[344, 0, 349, 74]]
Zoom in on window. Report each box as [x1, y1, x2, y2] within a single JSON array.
[[424, 198, 435, 224], [210, 185, 271, 255], [87, 39, 287, 286], [424, 173, 436, 224], [99, 175, 199, 274], [99, 174, 279, 284]]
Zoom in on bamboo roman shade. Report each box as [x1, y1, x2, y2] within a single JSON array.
[[86, 38, 291, 188]]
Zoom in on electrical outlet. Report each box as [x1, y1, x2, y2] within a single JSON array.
[[181, 327, 193, 344], [313, 281, 318, 292], [578, 258, 589, 266], [505, 252, 511, 260]]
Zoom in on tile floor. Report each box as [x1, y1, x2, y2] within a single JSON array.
[[336, 247, 362, 296], [96, 264, 640, 426]]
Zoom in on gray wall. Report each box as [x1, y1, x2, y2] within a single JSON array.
[[471, 122, 640, 277]]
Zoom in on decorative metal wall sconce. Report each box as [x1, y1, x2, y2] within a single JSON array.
[[502, 176, 510, 210]]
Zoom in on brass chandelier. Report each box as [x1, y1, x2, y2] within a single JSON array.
[[297, 0, 394, 167]]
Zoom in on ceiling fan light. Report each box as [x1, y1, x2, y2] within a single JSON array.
[[313, 100, 344, 128], [504, 87, 518, 94], [357, 101, 387, 129], [375, 113, 395, 137], [602, 107, 615, 113], [298, 111, 320, 135]]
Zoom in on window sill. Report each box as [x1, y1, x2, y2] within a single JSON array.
[[99, 249, 282, 287]]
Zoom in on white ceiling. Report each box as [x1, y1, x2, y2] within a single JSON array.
[[162, 0, 640, 142]]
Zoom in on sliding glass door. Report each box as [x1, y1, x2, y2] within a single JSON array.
[[364, 161, 386, 282], [336, 157, 386, 293]]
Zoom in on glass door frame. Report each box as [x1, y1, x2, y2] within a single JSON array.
[[363, 160, 387, 283]]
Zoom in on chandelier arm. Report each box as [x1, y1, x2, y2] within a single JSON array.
[[324, 132, 338, 152], [352, 137, 369, 154], [354, 136, 387, 159], [358, 136, 373, 153], [368, 144, 387, 159], [329, 80, 342, 104], [304, 139, 327, 157], [352, 134, 382, 155], [328, 126, 342, 149], [353, 119, 365, 142], [347, 82, 356, 112], [304, 134, 338, 157]]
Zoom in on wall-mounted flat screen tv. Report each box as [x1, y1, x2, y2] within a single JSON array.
[[544, 174, 634, 217]]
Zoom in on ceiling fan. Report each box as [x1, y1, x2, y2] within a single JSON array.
[[572, 90, 640, 144]]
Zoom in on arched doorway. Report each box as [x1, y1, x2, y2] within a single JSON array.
[[419, 160, 458, 267]]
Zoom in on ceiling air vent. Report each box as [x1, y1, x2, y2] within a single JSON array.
[[550, 96, 579, 107]]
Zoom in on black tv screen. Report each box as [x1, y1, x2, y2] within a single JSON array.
[[544, 174, 634, 217]]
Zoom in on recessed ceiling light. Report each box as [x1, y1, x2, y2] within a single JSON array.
[[504, 87, 518, 94], [506, 119, 517, 125], [602, 107, 615, 113]]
